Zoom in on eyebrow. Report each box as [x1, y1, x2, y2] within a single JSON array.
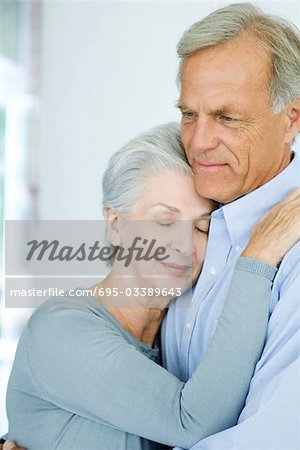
[[212, 105, 239, 117], [150, 203, 180, 213], [176, 100, 242, 117], [150, 203, 213, 221], [176, 100, 191, 112]]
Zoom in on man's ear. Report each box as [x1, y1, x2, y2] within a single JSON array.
[[284, 97, 300, 144], [104, 208, 122, 247]]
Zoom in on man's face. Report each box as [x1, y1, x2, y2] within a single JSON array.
[[179, 36, 292, 204]]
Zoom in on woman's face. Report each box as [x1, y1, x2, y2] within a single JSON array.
[[109, 170, 215, 301]]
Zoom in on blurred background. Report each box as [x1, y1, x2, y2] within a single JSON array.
[[0, 0, 300, 435]]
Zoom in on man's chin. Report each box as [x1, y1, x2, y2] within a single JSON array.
[[194, 180, 221, 200], [194, 182, 237, 204], [192, 163, 237, 198]]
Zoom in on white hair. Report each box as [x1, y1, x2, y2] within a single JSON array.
[[177, 2, 300, 114], [102, 122, 191, 216]]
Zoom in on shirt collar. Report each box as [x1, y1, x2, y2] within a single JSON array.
[[215, 152, 300, 246]]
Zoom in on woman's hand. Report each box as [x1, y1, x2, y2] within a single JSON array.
[[242, 188, 300, 267], [2, 441, 25, 450]]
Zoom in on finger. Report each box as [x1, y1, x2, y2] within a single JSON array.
[[3, 441, 25, 450], [284, 187, 300, 201], [3, 442, 16, 450]]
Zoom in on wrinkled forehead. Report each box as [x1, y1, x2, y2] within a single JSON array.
[[180, 36, 272, 93]]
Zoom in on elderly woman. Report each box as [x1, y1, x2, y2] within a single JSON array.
[[5, 123, 300, 450]]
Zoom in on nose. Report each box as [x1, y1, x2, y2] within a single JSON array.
[[186, 118, 219, 154], [169, 222, 194, 258]]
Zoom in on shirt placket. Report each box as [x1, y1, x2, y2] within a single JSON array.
[[180, 209, 232, 380]]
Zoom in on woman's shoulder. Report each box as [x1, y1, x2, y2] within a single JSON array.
[[36, 289, 100, 312], [28, 290, 116, 336]]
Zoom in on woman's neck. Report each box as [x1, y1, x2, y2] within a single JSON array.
[[91, 272, 167, 346], [106, 306, 165, 346]]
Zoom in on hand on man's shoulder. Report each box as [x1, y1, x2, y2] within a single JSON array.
[[1, 441, 25, 450]]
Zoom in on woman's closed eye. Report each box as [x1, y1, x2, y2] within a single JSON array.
[[194, 226, 208, 234], [194, 219, 210, 234], [157, 221, 175, 227]]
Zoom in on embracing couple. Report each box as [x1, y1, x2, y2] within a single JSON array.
[[3, 3, 300, 450]]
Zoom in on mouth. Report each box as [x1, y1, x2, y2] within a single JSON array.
[[160, 262, 192, 277], [194, 161, 229, 173]]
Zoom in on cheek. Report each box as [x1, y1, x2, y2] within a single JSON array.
[[193, 233, 208, 266], [192, 256, 204, 284], [181, 127, 192, 153], [232, 122, 272, 162], [222, 133, 253, 174], [148, 228, 172, 250]]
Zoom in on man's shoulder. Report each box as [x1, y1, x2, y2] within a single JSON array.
[[269, 241, 300, 319]]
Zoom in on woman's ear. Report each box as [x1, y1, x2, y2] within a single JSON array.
[[284, 98, 300, 144], [104, 208, 122, 247]]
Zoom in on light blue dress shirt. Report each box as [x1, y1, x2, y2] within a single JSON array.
[[162, 152, 300, 450]]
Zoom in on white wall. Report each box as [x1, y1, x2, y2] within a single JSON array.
[[39, 1, 300, 220]]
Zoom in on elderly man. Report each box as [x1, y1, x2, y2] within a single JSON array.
[[1, 2, 300, 450], [162, 2, 300, 450]]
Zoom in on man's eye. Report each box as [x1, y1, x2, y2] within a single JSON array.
[[182, 111, 195, 120], [220, 115, 237, 123]]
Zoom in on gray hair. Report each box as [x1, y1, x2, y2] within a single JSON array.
[[102, 122, 191, 216], [102, 122, 192, 265], [177, 2, 300, 113]]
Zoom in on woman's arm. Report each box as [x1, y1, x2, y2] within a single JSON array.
[[23, 259, 272, 449]]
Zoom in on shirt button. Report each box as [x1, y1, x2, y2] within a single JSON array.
[[235, 245, 242, 253], [185, 321, 192, 331], [210, 266, 217, 275]]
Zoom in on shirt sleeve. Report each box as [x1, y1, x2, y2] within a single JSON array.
[[27, 257, 275, 449], [173, 255, 300, 450]]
